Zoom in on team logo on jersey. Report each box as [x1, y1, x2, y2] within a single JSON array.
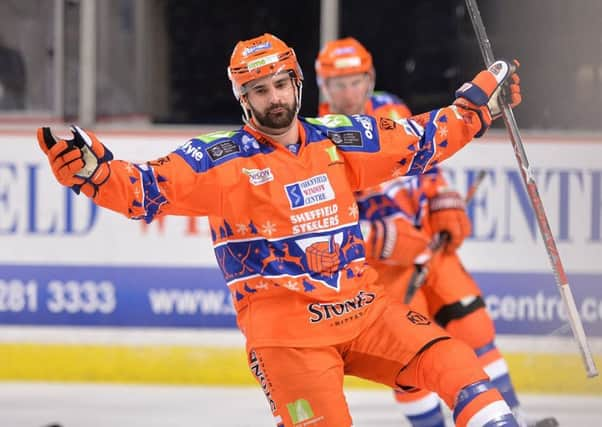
[[207, 140, 240, 161], [290, 203, 339, 235], [243, 167, 274, 186], [379, 117, 397, 130], [407, 310, 431, 326], [285, 174, 335, 209], [327, 131, 362, 147]]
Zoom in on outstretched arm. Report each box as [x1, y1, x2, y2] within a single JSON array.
[[37, 126, 222, 222], [336, 60, 521, 190]]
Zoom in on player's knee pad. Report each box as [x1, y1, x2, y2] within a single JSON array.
[[397, 337, 488, 409], [444, 304, 496, 350]]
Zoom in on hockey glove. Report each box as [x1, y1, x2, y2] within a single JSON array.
[[37, 125, 113, 198], [453, 59, 521, 137], [361, 217, 432, 268], [428, 190, 471, 253]]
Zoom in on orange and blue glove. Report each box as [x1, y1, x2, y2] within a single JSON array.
[[453, 59, 522, 137], [428, 190, 471, 254], [37, 125, 113, 198]]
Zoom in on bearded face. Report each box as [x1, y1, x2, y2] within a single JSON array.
[[248, 99, 297, 129], [242, 73, 299, 132]]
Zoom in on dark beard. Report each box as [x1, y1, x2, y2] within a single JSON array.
[[251, 102, 296, 130]]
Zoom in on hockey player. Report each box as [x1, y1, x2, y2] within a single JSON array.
[[315, 37, 556, 427], [38, 33, 523, 427]]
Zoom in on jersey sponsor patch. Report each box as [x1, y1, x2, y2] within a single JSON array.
[[307, 290, 376, 324], [243, 167, 274, 186], [327, 130, 362, 147], [286, 399, 322, 424], [207, 140, 240, 161], [177, 140, 204, 162], [249, 350, 277, 413], [285, 174, 335, 209]]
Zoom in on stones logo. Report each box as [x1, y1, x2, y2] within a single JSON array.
[[307, 291, 376, 323]]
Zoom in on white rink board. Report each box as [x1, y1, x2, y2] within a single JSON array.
[[0, 131, 218, 267], [1, 130, 601, 273]]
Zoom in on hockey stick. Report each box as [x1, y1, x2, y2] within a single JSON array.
[[403, 170, 487, 304], [465, 0, 598, 378]]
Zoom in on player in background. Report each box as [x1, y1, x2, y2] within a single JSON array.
[[38, 33, 524, 427], [315, 37, 556, 427]]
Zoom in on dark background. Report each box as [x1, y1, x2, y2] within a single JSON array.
[[164, 0, 602, 131]]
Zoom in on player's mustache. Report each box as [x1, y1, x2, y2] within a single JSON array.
[[267, 103, 289, 113]]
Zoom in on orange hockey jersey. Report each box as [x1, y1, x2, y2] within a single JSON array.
[[319, 92, 448, 234], [92, 109, 482, 347]]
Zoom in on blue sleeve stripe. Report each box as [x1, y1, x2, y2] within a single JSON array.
[[135, 164, 168, 224], [406, 110, 438, 175]]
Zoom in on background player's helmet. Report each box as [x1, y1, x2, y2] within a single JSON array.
[[227, 33, 304, 100], [315, 37, 373, 85]]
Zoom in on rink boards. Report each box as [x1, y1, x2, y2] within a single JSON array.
[[1, 128, 601, 391], [0, 264, 601, 336]]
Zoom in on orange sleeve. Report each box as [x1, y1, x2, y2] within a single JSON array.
[[93, 150, 226, 223], [335, 105, 483, 191]]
